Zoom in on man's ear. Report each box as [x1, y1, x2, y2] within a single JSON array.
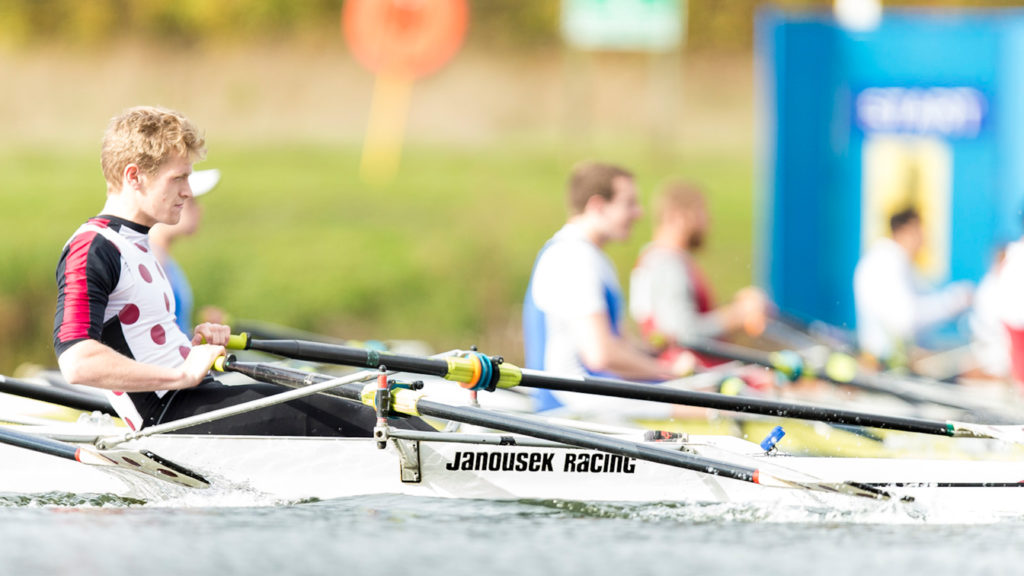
[[124, 164, 142, 190], [583, 193, 607, 214]]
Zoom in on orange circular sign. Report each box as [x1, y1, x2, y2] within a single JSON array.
[[343, 0, 469, 79]]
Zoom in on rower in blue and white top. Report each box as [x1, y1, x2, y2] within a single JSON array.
[[523, 162, 696, 420]]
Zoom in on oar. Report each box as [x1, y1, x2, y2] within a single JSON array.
[[0, 374, 113, 414], [681, 339, 1013, 419], [680, 339, 941, 403], [769, 315, 970, 382], [233, 319, 390, 351], [770, 312, 858, 352], [215, 357, 899, 501], [0, 425, 208, 489], [226, 333, 1024, 444]]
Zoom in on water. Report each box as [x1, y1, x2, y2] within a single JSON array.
[[2, 493, 1022, 576]]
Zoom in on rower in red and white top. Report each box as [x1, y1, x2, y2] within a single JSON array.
[[629, 180, 769, 364], [53, 105, 433, 436], [55, 215, 192, 431]]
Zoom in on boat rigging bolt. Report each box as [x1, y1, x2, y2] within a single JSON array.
[[373, 365, 391, 449]]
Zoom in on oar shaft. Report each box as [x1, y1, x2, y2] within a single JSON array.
[[684, 339, 772, 368], [235, 336, 954, 438], [0, 426, 79, 461], [0, 375, 113, 414], [415, 397, 758, 482], [681, 340, 988, 413], [0, 424, 210, 488], [518, 369, 952, 436], [242, 338, 448, 378]]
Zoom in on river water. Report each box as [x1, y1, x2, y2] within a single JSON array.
[[2, 493, 1021, 576]]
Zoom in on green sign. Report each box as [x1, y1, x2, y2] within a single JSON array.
[[562, 0, 686, 52]]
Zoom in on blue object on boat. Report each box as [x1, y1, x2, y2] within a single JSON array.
[[759, 425, 786, 453]]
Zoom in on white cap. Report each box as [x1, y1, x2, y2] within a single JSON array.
[[189, 169, 221, 198]]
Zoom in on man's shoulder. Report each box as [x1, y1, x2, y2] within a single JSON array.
[[59, 220, 125, 276], [635, 244, 687, 270], [537, 231, 602, 267], [63, 220, 118, 250]]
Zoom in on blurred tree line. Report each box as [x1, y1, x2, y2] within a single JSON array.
[[2, 0, 1022, 52]]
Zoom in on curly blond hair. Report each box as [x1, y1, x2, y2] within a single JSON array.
[[101, 106, 206, 191]]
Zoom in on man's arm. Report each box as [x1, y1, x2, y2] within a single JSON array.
[[913, 281, 973, 330], [644, 255, 723, 341], [57, 339, 225, 392], [574, 312, 693, 381]]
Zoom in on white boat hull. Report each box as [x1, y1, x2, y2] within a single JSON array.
[[3, 429, 1024, 519]]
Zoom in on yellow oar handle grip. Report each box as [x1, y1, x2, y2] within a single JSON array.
[[197, 333, 249, 350], [823, 352, 859, 383], [212, 355, 230, 372], [227, 333, 250, 350]]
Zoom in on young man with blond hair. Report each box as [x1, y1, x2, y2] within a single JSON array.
[[54, 106, 430, 435]]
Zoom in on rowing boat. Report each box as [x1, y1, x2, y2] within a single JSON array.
[[3, 419, 1024, 520], [3, 336, 1024, 520]]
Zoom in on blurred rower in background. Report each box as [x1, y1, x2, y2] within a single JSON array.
[[522, 162, 697, 422], [994, 232, 1024, 389], [629, 180, 770, 360], [853, 207, 973, 371], [967, 243, 1010, 380]]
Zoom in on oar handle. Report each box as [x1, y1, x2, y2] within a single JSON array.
[[227, 333, 251, 351], [196, 333, 251, 350], [212, 355, 231, 372]]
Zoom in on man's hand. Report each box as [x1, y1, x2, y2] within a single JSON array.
[[179, 343, 226, 388], [735, 286, 769, 336], [192, 322, 231, 346], [669, 349, 698, 378]]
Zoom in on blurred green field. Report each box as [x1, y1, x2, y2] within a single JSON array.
[[0, 142, 754, 374]]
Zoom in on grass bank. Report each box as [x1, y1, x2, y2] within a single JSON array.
[[0, 141, 754, 374]]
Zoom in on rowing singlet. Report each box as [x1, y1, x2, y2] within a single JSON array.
[[54, 216, 193, 431], [523, 223, 624, 376], [629, 243, 720, 345], [523, 225, 676, 421]]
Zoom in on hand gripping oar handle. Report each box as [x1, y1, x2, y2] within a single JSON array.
[[218, 358, 896, 501], [227, 334, 966, 439]]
